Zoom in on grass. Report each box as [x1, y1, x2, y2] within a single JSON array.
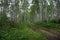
[[34, 22, 60, 29], [0, 23, 47, 40], [1, 21, 60, 40]]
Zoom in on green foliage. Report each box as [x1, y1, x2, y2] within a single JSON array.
[[22, 0, 29, 10], [0, 24, 47, 40], [0, 12, 7, 27], [34, 22, 60, 29], [49, 19, 60, 24], [57, 1, 60, 7]]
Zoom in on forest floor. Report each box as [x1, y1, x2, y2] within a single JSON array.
[[28, 24, 60, 40]]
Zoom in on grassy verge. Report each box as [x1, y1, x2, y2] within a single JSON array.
[[0, 23, 47, 40]]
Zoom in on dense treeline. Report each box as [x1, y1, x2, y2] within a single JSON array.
[[0, 0, 60, 26]]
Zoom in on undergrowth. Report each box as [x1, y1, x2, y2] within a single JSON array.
[[0, 23, 47, 40]]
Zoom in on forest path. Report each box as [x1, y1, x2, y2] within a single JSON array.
[[28, 24, 60, 40]]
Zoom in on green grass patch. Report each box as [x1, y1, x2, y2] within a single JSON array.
[[0, 23, 47, 40], [34, 22, 60, 29]]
